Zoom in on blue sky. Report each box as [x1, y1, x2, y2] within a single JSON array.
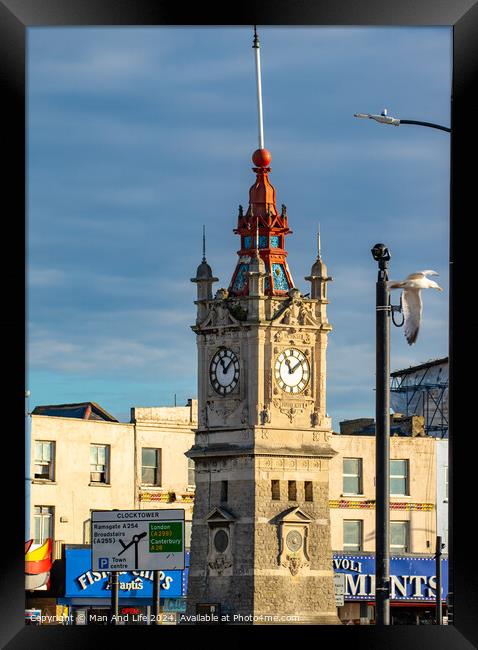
[[27, 26, 451, 427]]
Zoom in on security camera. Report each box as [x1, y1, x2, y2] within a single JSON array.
[[371, 243, 391, 262]]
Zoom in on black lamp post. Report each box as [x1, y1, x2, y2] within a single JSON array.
[[371, 243, 391, 626]]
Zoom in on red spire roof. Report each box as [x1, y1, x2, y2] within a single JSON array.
[[228, 149, 294, 297]]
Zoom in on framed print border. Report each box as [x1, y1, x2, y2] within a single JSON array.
[[1, 0, 477, 647]]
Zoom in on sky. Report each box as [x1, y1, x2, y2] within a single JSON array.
[[27, 26, 451, 428]]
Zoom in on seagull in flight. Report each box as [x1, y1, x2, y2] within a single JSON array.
[[387, 270, 443, 345]]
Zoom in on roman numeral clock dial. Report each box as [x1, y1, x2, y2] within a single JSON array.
[[275, 348, 310, 394], [209, 348, 240, 396]]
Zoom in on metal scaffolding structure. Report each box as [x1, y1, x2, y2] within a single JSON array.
[[390, 357, 448, 438]]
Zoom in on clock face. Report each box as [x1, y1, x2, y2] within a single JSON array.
[[275, 348, 310, 394], [210, 348, 240, 395]]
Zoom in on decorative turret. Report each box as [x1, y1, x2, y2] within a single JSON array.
[[305, 225, 332, 300], [191, 227, 218, 318]]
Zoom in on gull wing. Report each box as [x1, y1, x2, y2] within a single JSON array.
[[387, 280, 406, 290], [418, 269, 439, 277], [406, 270, 439, 280], [402, 289, 422, 345]]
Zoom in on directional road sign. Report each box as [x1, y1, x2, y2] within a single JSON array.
[[91, 509, 185, 571]]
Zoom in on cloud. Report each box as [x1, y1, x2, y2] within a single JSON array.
[[28, 328, 195, 378]]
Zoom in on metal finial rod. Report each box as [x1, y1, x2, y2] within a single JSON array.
[[202, 225, 206, 262], [252, 25, 265, 150], [317, 223, 321, 257]]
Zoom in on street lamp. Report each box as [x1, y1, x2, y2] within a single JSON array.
[[371, 243, 391, 626], [362, 112, 451, 627], [354, 108, 451, 133]]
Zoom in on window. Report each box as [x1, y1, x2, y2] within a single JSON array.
[[288, 481, 297, 501], [220, 481, 228, 502], [343, 520, 362, 551], [343, 458, 362, 495], [141, 448, 161, 486], [390, 521, 409, 552], [304, 481, 313, 502], [271, 480, 280, 500], [390, 459, 409, 496], [90, 444, 109, 484], [188, 458, 195, 487], [34, 441, 55, 480], [33, 506, 54, 544]]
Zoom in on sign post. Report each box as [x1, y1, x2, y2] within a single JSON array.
[[435, 536, 443, 625], [152, 570, 161, 625], [110, 571, 119, 626]]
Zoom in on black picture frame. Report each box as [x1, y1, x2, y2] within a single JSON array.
[[2, 0, 477, 646]]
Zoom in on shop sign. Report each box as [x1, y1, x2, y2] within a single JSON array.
[[333, 554, 448, 602], [65, 548, 189, 599]]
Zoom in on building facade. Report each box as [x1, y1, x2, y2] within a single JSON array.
[[329, 420, 447, 624], [390, 357, 449, 552], [28, 400, 197, 623], [27, 397, 448, 625], [330, 430, 437, 554]]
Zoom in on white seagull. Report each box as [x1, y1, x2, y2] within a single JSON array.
[[387, 270, 444, 345]]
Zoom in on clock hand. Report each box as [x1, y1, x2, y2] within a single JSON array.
[[223, 358, 234, 372], [289, 360, 302, 373]]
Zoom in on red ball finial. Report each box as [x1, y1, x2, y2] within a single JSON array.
[[252, 148, 272, 167]]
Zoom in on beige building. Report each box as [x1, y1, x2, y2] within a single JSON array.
[[329, 420, 436, 555], [29, 400, 197, 553], [132, 403, 198, 542], [30, 401, 437, 560]]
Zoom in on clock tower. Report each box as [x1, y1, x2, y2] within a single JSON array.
[[185, 30, 340, 625]]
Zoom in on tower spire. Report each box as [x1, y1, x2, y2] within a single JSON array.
[[228, 28, 294, 297], [253, 25, 265, 150], [305, 224, 332, 300], [191, 224, 218, 308]]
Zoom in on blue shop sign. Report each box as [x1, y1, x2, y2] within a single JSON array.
[[333, 554, 448, 602], [65, 548, 189, 599]]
